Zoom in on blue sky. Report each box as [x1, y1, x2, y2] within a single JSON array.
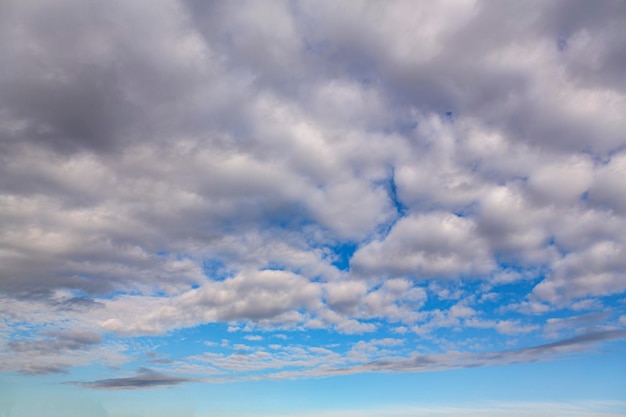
[[1, 0, 626, 416]]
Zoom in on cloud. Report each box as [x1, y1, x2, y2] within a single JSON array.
[[352, 212, 495, 279], [303, 330, 626, 378], [1, 334, 127, 376], [525, 329, 626, 354], [543, 312, 611, 339], [168, 330, 625, 383], [251, 401, 626, 417], [534, 240, 626, 304], [0, 0, 625, 385], [3, 330, 108, 375], [79, 368, 198, 390], [7, 330, 102, 355], [96, 269, 323, 335]]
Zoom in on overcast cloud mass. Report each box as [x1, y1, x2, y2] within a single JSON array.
[[1, 0, 625, 395]]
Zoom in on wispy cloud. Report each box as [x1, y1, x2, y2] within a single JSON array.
[[255, 401, 626, 417]]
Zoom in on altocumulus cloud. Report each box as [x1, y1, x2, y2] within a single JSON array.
[[0, 0, 625, 385]]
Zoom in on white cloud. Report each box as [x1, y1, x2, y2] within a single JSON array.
[[527, 155, 594, 204], [335, 320, 377, 335], [0, 0, 625, 383], [95, 269, 324, 335], [534, 241, 626, 304], [353, 212, 495, 279], [476, 185, 555, 265], [590, 151, 626, 214], [495, 320, 539, 336]]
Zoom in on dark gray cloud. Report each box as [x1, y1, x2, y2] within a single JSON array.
[[0, 1, 131, 154], [8, 330, 102, 355], [46, 330, 103, 346], [79, 368, 197, 390], [525, 329, 626, 353], [54, 296, 105, 311], [1, 326, 125, 375], [5, 330, 106, 375], [16, 364, 70, 376]]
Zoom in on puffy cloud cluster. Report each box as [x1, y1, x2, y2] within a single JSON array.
[[1, 0, 625, 381]]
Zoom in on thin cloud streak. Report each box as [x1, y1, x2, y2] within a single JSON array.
[[78, 368, 199, 390]]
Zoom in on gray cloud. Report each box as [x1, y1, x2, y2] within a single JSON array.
[[0, 328, 123, 375], [302, 329, 626, 377], [525, 329, 626, 354], [186, 329, 626, 382], [8, 330, 102, 355], [2, 0, 625, 299], [16, 364, 71, 376], [54, 296, 105, 311], [79, 368, 197, 390], [45, 330, 103, 346], [0, 0, 625, 381], [298, 0, 626, 153]]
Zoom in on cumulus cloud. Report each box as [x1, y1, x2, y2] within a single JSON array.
[[352, 212, 495, 279], [0, 0, 625, 383]]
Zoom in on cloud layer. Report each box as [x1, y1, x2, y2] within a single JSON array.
[[1, 0, 625, 385]]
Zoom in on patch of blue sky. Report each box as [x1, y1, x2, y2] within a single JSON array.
[[3, 340, 625, 417], [325, 241, 358, 271], [3, 319, 50, 340], [153, 325, 226, 356], [182, 350, 626, 412], [94, 288, 145, 299], [202, 258, 235, 281], [259, 261, 289, 271], [490, 259, 547, 281], [385, 166, 407, 217], [579, 190, 590, 202]]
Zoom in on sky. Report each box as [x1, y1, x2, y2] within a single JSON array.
[[1, 0, 626, 416]]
